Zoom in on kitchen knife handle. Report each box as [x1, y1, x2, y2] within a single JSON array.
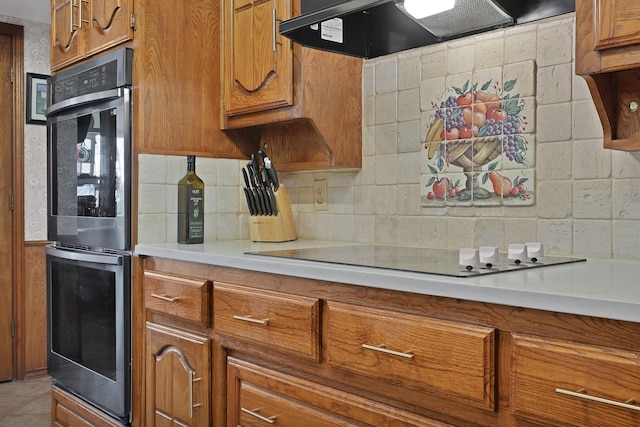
[[242, 167, 251, 188], [243, 188, 256, 215], [265, 186, 278, 215], [265, 157, 279, 190]]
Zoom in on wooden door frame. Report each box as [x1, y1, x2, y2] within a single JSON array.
[[0, 21, 26, 380]]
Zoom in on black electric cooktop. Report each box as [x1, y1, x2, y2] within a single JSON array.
[[245, 245, 587, 278]]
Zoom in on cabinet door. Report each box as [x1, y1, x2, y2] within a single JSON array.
[[594, 0, 640, 51], [223, 0, 293, 116], [85, 0, 134, 57], [51, 0, 83, 70], [146, 322, 211, 427]]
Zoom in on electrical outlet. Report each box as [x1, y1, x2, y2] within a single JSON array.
[[314, 179, 328, 211]]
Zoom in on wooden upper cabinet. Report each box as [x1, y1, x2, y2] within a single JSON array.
[[85, 0, 134, 57], [576, 0, 640, 151], [224, 0, 293, 116], [593, 0, 640, 51], [133, 0, 249, 158], [51, 0, 83, 68], [221, 0, 363, 171], [50, 0, 134, 71]]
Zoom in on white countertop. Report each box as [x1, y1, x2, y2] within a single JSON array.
[[135, 240, 640, 323]]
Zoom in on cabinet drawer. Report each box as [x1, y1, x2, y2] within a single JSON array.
[[144, 271, 211, 325], [213, 282, 321, 361], [227, 358, 452, 427], [325, 302, 496, 410], [53, 386, 125, 427], [512, 333, 640, 426]]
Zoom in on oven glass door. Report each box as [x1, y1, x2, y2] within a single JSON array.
[[47, 88, 131, 250], [46, 246, 131, 423]]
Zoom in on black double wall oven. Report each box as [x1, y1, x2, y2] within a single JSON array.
[[46, 48, 132, 424]]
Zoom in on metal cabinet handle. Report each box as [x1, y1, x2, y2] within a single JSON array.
[[241, 407, 277, 424], [190, 376, 202, 418], [362, 343, 414, 359], [70, 0, 78, 32], [233, 315, 269, 326], [150, 293, 179, 303], [272, 7, 277, 52], [80, 0, 90, 24], [556, 388, 640, 412]]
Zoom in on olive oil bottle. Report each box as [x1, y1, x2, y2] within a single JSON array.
[[177, 155, 204, 244]]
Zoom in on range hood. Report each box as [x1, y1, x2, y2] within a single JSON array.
[[279, 0, 575, 59]]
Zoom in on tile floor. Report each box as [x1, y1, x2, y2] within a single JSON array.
[[0, 376, 51, 426]]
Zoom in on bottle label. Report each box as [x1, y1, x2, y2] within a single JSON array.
[[188, 188, 204, 239]]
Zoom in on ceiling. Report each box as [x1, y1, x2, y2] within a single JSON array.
[[0, 0, 50, 24]]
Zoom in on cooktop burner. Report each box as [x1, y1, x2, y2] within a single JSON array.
[[245, 245, 587, 278]]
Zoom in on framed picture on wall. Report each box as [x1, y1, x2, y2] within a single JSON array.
[[26, 73, 49, 125]]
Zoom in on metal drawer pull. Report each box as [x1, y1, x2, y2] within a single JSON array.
[[151, 293, 179, 303], [362, 343, 414, 359], [241, 407, 277, 424], [556, 388, 640, 411], [233, 315, 269, 326]]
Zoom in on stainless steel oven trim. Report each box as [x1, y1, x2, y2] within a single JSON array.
[[46, 88, 124, 117], [45, 246, 124, 265]]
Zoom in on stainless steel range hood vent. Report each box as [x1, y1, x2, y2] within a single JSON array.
[[279, 0, 575, 59], [397, 0, 512, 39]]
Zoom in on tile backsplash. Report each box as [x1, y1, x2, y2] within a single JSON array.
[[138, 14, 640, 261]]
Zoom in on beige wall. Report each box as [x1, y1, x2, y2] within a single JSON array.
[[1, 14, 50, 241], [138, 14, 640, 261]]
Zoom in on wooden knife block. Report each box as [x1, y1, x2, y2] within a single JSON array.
[[248, 184, 297, 242]]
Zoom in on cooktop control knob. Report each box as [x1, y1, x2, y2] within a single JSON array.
[[508, 243, 526, 265], [479, 246, 500, 268], [459, 248, 479, 271], [525, 242, 544, 263]]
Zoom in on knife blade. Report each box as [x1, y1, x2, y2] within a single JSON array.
[[241, 167, 257, 215]]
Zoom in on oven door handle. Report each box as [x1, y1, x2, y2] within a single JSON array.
[[46, 246, 123, 265], [46, 88, 126, 117]]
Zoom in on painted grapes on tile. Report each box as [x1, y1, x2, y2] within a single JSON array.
[[421, 63, 536, 207]]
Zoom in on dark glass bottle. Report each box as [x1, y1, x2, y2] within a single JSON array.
[[177, 155, 204, 244]]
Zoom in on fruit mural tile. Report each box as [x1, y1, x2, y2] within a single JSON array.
[[501, 169, 535, 206], [421, 62, 536, 208], [472, 139, 503, 173], [444, 172, 470, 206], [502, 61, 536, 98], [446, 72, 473, 95], [474, 171, 503, 206], [503, 134, 535, 170], [421, 172, 447, 206], [518, 97, 536, 133], [445, 140, 472, 173]]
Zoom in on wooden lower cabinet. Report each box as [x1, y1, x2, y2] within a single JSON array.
[[512, 333, 640, 426], [145, 322, 211, 427], [227, 357, 452, 427], [52, 386, 126, 427], [138, 257, 640, 427]]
